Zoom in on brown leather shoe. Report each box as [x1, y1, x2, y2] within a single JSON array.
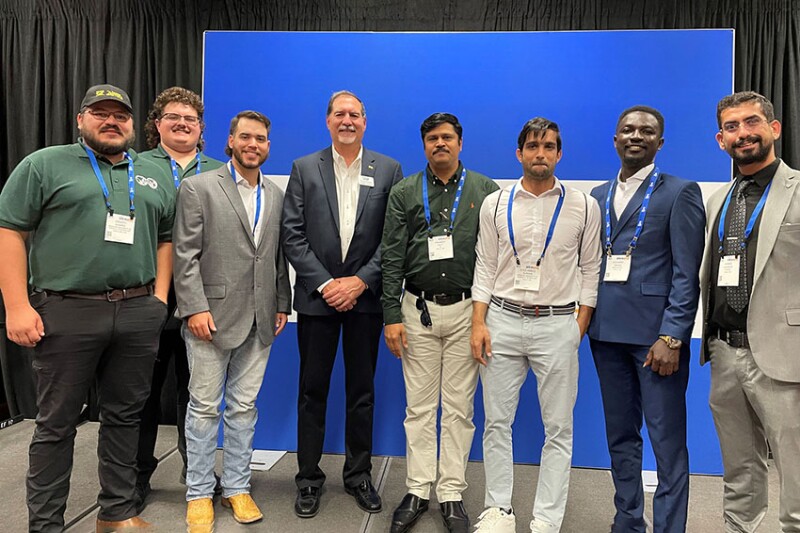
[[221, 493, 263, 524], [186, 498, 215, 533], [96, 516, 152, 532]]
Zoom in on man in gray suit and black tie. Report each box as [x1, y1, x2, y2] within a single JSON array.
[[282, 90, 403, 518], [701, 91, 800, 532], [173, 110, 291, 531]]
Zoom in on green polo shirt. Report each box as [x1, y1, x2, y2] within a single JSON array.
[[138, 144, 224, 185], [381, 163, 499, 324], [0, 141, 176, 293]]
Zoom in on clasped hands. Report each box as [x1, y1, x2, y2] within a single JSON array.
[[322, 276, 366, 312]]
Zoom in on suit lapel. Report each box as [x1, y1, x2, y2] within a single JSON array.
[[218, 167, 256, 249], [754, 162, 797, 283], [319, 149, 340, 232], [612, 172, 664, 241], [354, 150, 377, 226], [255, 179, 274, 251]]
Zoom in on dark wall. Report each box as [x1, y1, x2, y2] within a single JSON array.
[[1, 0, 800, 188]]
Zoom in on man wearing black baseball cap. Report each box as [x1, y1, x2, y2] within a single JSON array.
[[0, 83, 175, 532]]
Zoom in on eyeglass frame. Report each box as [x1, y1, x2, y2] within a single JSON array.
[[720, 115, 768, 134], [159, 112, 201, 125], [82, 108, 132, 123], [416, 297, 432, 328]]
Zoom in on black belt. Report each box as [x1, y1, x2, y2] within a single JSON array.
[[405, 284, 471, 306], [491, 296, 575, 317], [43, 284, 155, 302], [713, 327, 750, 349]]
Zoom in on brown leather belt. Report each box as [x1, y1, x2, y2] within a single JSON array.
[[51, 284, 154, 302], [491, 296, 575, 317]]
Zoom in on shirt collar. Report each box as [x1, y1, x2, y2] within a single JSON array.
[[616, 163, 654, 186], [332, 145, 363, 170], [426, 162, 464, 185], [228, 161, 263, 188], [512, 176, 562, 198], [77, 138, 137, 162], [738, 158, 780, 188]]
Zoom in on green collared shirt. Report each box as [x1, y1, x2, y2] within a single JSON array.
[[0, 141, 175, 292], [381, 163, 499, 324], [138, 144, 224, 185]]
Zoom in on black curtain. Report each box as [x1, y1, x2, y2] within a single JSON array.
[[1, 0, 799, 414]]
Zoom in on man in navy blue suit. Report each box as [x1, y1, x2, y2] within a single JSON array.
[[588, 106, 705, 533]]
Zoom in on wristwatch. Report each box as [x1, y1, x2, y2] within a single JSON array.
[[658, 335, 682, 349]]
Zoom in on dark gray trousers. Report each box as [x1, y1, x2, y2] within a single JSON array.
[[26, 291, 166, 532]]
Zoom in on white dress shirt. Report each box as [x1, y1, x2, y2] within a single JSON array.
[[472, 177, 602, 307], [613, 163, 654, 217], [230, 164, 266, 244], [332, 145, 363, 261]]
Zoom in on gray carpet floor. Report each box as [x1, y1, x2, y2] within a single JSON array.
[[0, 420, 781, 532]]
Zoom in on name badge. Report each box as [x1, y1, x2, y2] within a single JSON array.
[[718, 255, 741, 286], [428, 235, 454, 261], [604, 254, 631, 282], [105, 213, 135, 244], [514, 263, 541, 291], [358, 175, 375, 187]]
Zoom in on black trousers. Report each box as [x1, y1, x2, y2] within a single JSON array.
[[295, 311, 382, 490], [136, 324, 189, 485], [26, 291, 166, 532]]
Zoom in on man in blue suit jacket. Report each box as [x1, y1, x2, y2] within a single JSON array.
[[282, 91, 403, 519], [588, 106, 705, 533]]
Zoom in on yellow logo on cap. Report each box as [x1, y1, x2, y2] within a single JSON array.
[[94, 89, 124, 100]]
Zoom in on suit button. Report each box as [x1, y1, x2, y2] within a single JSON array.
[[255, 257, 261, 262]]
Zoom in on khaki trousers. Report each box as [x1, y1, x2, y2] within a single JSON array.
[[400, 294, 478, 502]]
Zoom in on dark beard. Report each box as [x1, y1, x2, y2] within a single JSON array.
[[729, 136, 772, 166], [81, 128, 135, 157]]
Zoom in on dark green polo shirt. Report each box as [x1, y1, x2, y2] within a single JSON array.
[[138, 144, 224, 185], [381, 163, 499, 324], [0, 142, 175, 293]]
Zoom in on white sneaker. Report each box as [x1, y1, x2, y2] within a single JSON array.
[[473, 507, 516, 533]]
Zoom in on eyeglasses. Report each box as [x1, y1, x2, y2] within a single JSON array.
[[160, 112, 200, 125], [416, 297, 432, 328], [84, 109, 132, 123], [721, 116, 766, 133]]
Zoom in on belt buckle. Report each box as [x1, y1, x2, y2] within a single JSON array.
[[432, 293, 446, 305], [106, 289, 124, 302]]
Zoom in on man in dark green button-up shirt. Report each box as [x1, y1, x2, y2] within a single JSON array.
[[381, 113, 498, 533]]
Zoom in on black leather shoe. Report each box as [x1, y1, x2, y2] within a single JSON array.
[[391, 493, 429, 533], [134, 482, 151, 515], [345, 479, 382, 513], [295, 486, 321, 518], [440, 500, 469, 533]]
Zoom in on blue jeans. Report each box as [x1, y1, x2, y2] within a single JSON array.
[[183, 323, 271, 500]]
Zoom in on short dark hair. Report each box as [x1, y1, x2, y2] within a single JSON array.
[[225, 111, 271, 156], [145, 86, 205, 150], [420, 113, 463, 141], [716, 91, 776, 129], [517, 117, 561, 152], [617, 105, 665, 137], [326, 90, 366, 117]]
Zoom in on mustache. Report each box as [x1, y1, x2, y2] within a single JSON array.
[[434, 147, 449, 154], [735, 135, 761, 147], [100, 125, 122, 134], [338, 125, 356, 133]]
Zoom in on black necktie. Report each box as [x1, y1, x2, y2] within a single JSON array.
[[725, 179, 752, 313]]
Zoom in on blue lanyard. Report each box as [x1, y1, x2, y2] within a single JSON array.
[[507, 181, 566, 266], [717, 179, 772, 254], [169, 152, 202, 189], [229, 162, 262, 235], [604, 167, 659, 255], [85, 145, 135, 218], [422, 167, 466, 236]]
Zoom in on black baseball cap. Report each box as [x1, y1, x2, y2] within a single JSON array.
[[80, 84, 133, 112]]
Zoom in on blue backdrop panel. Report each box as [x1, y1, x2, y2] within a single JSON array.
[[203, 30, 733, 475]]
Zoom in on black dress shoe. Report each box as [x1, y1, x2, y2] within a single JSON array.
[[295, 486, 321, 518], [134, 482, 151, 515], [345, 479, 382, 513], [440, 500, 470, 533], [391, 493, 429, 533]]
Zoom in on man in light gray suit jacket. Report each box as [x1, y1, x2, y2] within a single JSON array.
[[173, 110, 291, 530], [282, 91, 403, 518], [700, 91, 800, 533]]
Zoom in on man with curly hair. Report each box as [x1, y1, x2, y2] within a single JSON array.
[[136, 87, 224, 512]]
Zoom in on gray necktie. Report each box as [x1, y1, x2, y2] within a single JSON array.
[[725, 180, 752, 313]]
